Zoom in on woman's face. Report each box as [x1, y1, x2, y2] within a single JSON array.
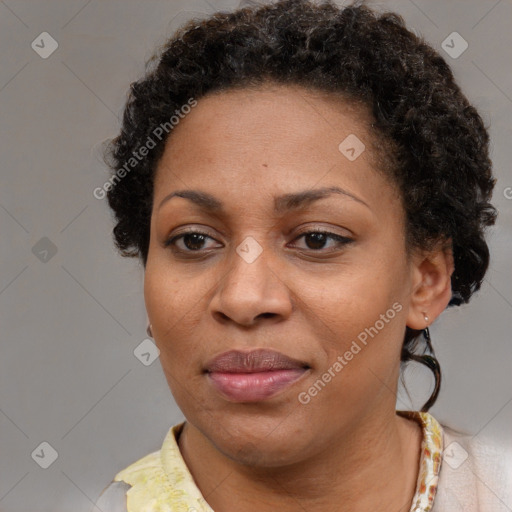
[[145, 84, 421, 466]]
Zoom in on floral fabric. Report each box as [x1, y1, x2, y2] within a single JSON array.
[[113, 410, 443, 512], [397, 410, 444, 511]]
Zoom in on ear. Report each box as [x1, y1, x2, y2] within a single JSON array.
[[406, 239, 455, 330]]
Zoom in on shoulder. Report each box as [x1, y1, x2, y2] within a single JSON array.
[[91, 422, 200, 512], [91, 481, 131, 512], [432, 424, 512, 512], [113, 449, 162, 485], [90, 450, 161, 512], [90, 449, 163, 510]]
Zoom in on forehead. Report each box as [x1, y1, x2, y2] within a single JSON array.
[[153, 84, 399, 213], [160, 84, 371, 155]]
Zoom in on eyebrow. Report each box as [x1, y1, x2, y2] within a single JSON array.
[[157, 186, 370, 213]]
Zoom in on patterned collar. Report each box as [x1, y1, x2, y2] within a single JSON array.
[[114, 411, 444, 511], [397, 410, 444, 511]]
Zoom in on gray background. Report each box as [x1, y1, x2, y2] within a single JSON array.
[[0, 0, 511, 511]]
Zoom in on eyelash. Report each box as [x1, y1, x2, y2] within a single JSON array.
[[164, 229, 354, 255]]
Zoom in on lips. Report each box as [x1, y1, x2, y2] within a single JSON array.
[[205, 349, 309, 373], [204, 349, 310, 402]]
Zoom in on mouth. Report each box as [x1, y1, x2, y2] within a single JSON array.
[[204, 349, 311, 402]]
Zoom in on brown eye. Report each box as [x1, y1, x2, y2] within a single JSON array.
[[291, 230, 354, 252], [181, 233, 208, 251], [164, 231, 221, 253], [304, 232, 329, 250]]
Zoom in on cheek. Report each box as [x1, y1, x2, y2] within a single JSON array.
[[297, 253, 409, 382], [144, 264, 199, 357], [294, 281, 407, 422], [298, 253, 406, 331], [144, 266, 209, 410], [144, 251, 211, 325], [143, 258, 226, 385]]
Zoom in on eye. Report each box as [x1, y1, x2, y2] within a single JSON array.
[[290, 230, 354, 252], [164, 230, 221, 252], [164, 228, 353, 256]]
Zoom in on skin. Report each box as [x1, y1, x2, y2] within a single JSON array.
[[144, 83, 454, 512]]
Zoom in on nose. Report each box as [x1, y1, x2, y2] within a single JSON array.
[[210, 240, 293, 327]]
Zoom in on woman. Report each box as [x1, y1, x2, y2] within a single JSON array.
[[93, 1, 511, 510]]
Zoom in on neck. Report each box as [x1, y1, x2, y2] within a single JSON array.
[[178, 409, 423, 512]]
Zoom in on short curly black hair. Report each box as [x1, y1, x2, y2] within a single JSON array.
[[102, 0, 497, 411]]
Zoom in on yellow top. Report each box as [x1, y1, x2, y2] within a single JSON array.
[[113, 411, 443, 512]]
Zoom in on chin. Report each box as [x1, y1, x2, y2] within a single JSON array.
[[214, 431, 306, 468], [196, 408, 311, 468]]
